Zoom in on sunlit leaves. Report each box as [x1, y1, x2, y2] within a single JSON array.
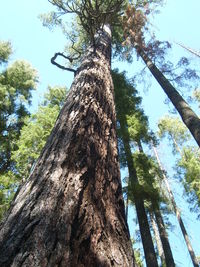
[[158, 115, 191, 153], [0, 40, 38, 219], [12, 86, 67, 179], [0, 41, 12, 65]]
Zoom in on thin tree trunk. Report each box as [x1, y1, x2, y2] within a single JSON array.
[[171, 135, 182, 155], [120, 121, 158, 267], [149, 210, 166, 266], [125, 192, 129, 221], [153, 145, 199, 267], [0, 25, 134, 267], [176, 42, 200, 58], [134, 42, 200, 148], [137, 140, 175, 267], [152, 203, 175, 267]]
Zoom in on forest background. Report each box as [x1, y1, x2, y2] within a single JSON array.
[[0, 0, 200, 266]]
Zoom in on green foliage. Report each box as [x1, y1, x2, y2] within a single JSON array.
[[158, 114, 200, 214], [0, 171, 18, 220], [158, 115, 190, 153], [131, 237, 144, 266], [193, 88, 200, 108], [177, 147, 200, 213], [0, 41, 12, 65], [40, 0, 130, 66], [0, 85, 67, 220], [12, 86, 67, 179], [113, 70, 166, 209], [0, 60, 38, 173], [113, 69, 151, 143], [128, 152, 163, 203], [0, 40, 38, 219]]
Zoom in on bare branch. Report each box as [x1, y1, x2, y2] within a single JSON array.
[[51, 52, 76, 75]]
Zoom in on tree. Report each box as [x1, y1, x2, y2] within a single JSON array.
[[113, 70, 175, 266], [0, 40, 38, 220], [122, 3, 200, 148], [158, 115, 200, 213], [176, 42, 200, 58], [152, 144, 199, 267], [0, 1, 134, 266], [137, 142, 175, 267], [149, 210, 166, 266], [12, 86, 67, 180], [113, 70, 159, 267]]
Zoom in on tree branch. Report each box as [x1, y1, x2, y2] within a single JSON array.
[[51, 52, 76, 75]]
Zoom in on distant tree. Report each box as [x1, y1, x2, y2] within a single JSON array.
[[12, 86, 67, 180], [176, 42, 200, 58], [122, 3, 200, 148], [152, 144, 199, 267], [113, 69, 175, 267], [158, 115, 200, 215], [114, 70, 160, 267], [149, 210, 166, 266], [0, 40, 38, 219]]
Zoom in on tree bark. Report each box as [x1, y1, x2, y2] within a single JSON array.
[[134, 42, 200, 148], [152, 203, 175, 267], [119, 120, 158, 267], [0, 25, 134, 267], [149, 211, 166, 266], [152, 145, 199, 267], [137, 140, 174, 267]]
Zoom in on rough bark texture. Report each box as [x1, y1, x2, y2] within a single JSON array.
[[119, 119, 158, 267], [134, 43, 200, 148], [0, 25, 134, 267], [153, 145, 199, 267], [153, 203, 175, 267]]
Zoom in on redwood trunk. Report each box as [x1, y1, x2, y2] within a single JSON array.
[[119, 120, 158, 267], [0, 25, 134, 267], [134, 43, 200, 148]]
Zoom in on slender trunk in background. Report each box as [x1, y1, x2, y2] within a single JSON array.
[[171, 135, 182, 155], [134, 42, 200, 148], [138, 140, 175, 267], [152, 203, 175, 267], [0, 25, 134, 267], [153, 145, 199, 267], [120, 120, 158, 267], [125, 192, 129, 221], [176, 42, 200, 58], [149, 211, 166, 266]]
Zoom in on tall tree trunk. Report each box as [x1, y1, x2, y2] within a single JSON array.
[[0, 25, 134, 267], [137, 140, 175, 267], [149, 210, 166, 266], [152, 145, 199, 267], [152, 203, 175, 267], [134, 42, 200, 148], [119, 120, 158, 267]]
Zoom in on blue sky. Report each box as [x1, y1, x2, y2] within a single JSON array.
[[1, 0, 200, 266]]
